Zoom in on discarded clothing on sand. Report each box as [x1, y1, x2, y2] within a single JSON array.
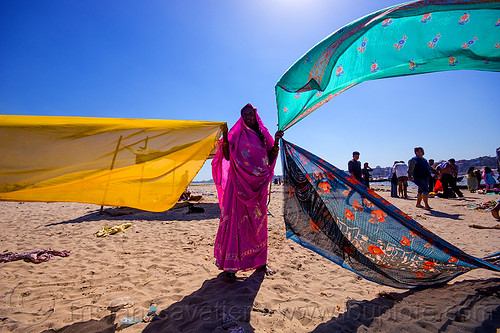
[[115, 304, 160, 330], [95, 223, 132, 237], [468, 200, 498, 212], [0, 249, 71, 264]]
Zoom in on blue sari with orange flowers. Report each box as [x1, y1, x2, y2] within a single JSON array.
[[281, 140, 500, 288]]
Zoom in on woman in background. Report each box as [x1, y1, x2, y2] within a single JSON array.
[[483, 167, 496, 192], [466, 167, 478, 193]]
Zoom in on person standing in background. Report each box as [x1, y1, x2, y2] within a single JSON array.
[[483, 167, 496, 192], [428, 159, 438, 193], [408, 147, 432, 209], [348, 151, 363, 183], [394, 161, 409, 199], [448, 158, 464, 198], [388, 161, 399, 198], [475, 169, 483, 189], [362, 162, 373, 188], [497, 147, 500, 183], [466, 167, 478, 193]]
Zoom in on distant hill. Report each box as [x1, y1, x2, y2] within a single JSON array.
[[191, 179, 215, 184]]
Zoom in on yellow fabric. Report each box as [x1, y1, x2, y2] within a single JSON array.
[[0, 115, 224, 212], [95, 223, 133, 237]]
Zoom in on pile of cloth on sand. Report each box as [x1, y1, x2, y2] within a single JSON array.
[[468, 200, 498, 212], [95, 222, 132, 237], [0, 249, 70, 264]]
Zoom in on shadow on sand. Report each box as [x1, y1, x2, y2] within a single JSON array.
[[143, 271, 265, 333], [312, 278, 500, 333], [425, 209, 463, 220], [44, 202, 221, 227]]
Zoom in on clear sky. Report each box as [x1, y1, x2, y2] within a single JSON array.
[[1, 1, 499, 181]]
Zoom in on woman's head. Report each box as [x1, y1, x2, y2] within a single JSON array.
[[468, 167, 475, 174], [241, 103, 257, 128], [485, 166, 492, 173]]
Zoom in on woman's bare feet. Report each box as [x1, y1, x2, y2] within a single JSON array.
[[257, 264, 276, 276]]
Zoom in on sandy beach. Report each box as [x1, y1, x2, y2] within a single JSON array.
[[1, 183, 499, 332]]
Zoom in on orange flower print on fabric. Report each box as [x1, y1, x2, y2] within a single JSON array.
[[414, 271, 425, 279], [342, 189, 350, 196], [369, 209, 387, 223], [309, 219, 320, 232], [400, 236, 411, 246], [289, 187, 294, 198], [363, 198, 374, 208], [423, 261, 435, 270], [352, 200, 364, 212], [343, 244, 354, 255], [448, 257, 458, 263], [368, 245, 384, 255], [344, 209, 354, 220], [410, 230, 418, 237], [312, 171, 324, 180], [300, 155, 310, 165], [318, 182, 331, 194]]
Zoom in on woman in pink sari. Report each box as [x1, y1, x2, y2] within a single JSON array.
[[212, 103, 283, 279]]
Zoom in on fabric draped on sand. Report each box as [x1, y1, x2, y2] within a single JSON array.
[[212, 112, 276, 272]]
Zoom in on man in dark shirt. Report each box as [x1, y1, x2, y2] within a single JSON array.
[[348, 151, 362, 183], [408, 147, 432, 209]]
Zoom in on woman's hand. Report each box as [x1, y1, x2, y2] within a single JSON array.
[[221, 123, 228, 135], [268, 130, 283, 164], [221, 123, 229, 161], [274, 130, 284, 142]]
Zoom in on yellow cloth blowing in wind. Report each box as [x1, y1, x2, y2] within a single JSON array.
[[0, 115, 224, 212]]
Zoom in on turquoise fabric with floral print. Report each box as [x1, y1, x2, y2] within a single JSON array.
[[276, 0, 500, 130]]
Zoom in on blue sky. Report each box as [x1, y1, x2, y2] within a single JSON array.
[[1, 1, 499, 181]]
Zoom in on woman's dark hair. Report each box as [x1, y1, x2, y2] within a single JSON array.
[[485, 166, 492, 173], [468, 167, 475, 174]]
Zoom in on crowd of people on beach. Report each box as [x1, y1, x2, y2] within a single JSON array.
[[355, 151, 499, 197], [349, 147, 500, 217]]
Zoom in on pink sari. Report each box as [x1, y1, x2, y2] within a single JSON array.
[[211, 111, 276, 272]]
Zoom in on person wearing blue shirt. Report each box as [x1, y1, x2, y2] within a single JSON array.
[[408, 147, 432, 210]]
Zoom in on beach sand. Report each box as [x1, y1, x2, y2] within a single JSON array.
[[1, 184, 499, 332]]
